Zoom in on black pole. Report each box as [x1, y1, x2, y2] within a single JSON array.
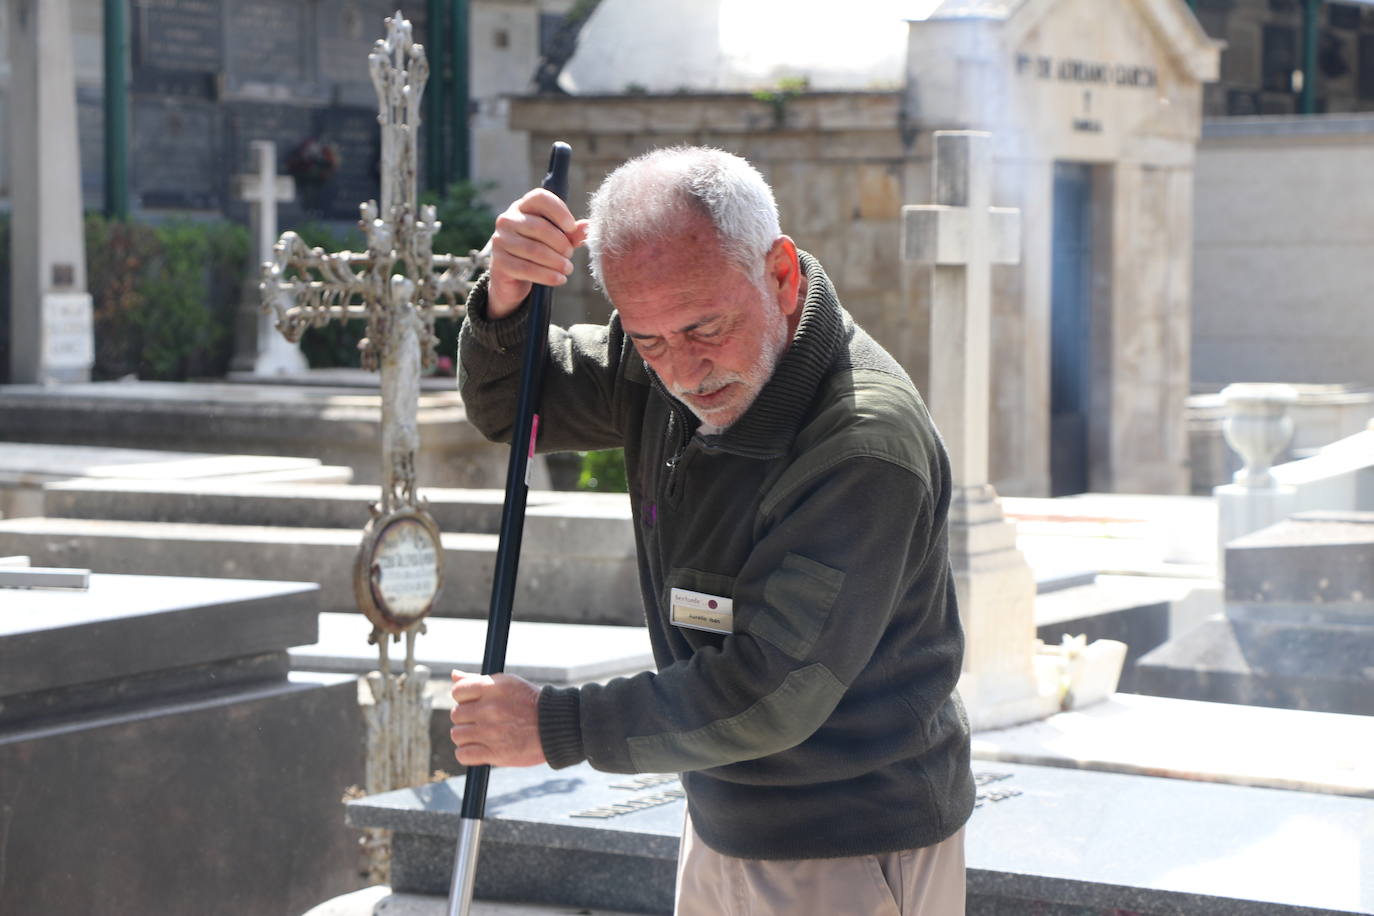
[[446, 141, 571, 916]]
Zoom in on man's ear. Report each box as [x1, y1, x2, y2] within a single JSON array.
[[766, 236, 802, 317]]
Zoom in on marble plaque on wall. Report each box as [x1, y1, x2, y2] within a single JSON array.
[[133, 0, 223, 72], [317, 0, 406, 86], [132, 99, 223, 211], [225, 1, 309, 89]]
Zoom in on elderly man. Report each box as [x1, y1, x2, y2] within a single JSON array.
[[451, 146, 972, 915]]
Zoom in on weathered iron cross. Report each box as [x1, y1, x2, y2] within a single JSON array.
[[260, 12, 486, 659], [260, 12, 489, 875]]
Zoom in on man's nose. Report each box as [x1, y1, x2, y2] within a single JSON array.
[[668, 344, 710, 391]]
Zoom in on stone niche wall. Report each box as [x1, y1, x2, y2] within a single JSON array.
[[507, 91, 927, 383], [0, 0, 561, 221]]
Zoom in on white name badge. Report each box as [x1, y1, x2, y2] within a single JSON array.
[[669, 587, 734, 635]]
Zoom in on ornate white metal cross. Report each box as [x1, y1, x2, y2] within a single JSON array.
[[260, 11, 487, 655]]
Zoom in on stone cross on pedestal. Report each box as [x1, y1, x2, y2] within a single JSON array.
[[903, 131, 1056, 730], [231, 141, 306, 376], [259, 11, 486, 879]]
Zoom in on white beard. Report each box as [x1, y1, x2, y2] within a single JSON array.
[[672, 301, 791, 433]]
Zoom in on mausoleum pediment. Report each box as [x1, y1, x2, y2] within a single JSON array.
[[907, 0, 1221, 158]]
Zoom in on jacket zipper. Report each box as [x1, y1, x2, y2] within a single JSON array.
[[664, 405, 693, 502], [653, 377, 693, 504]]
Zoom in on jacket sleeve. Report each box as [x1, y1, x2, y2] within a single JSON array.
[[458, 272, 634, 453], [538, 453, 939, 778]]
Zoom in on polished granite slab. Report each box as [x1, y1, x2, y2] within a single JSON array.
[[349, 759, 1374, 915]]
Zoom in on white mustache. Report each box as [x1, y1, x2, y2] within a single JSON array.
[[672, 375, 741, 401]]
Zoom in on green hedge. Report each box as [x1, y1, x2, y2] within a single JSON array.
[[85, 214, 250, 380], [0, 182, 495, 382]]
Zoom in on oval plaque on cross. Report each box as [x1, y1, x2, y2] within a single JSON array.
[[354, 508, 444, 633]]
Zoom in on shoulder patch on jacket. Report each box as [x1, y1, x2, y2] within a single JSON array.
[[749, 552, 846, 660]]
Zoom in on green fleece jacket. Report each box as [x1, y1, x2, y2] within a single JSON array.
[[458, 252, 974, 860]]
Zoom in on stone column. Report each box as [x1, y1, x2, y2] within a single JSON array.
[[1214, 383, 1298, 576], [903, 131, 1056, 730], [6, 0, 94, 384]]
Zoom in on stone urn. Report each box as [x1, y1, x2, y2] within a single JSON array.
[[1221, 383, 1298, 489]]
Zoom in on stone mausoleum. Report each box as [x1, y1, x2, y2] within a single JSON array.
[[507, 0, 1221, 497]]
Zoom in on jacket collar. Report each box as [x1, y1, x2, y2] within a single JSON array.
[[690, 250, 845, 459]]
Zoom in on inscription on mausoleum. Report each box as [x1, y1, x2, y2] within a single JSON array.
[[1016, 53, 1158, 88], [1015, 51, 1159, 135]]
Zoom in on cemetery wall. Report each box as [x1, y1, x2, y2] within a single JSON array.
[[507, 91, 916, 374], [1192, 114, 1374, 389], [1194, 0, 1374, 118], [0, 0, 567, 220]]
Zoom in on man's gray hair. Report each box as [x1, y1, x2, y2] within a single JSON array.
[[585, 146, 781, 290]]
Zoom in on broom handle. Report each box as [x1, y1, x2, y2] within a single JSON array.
[[447, 140, 571, 916]]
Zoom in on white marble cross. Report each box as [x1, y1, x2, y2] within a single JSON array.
[[902, 131, 1021, 490], [232, 140, 305, 376]]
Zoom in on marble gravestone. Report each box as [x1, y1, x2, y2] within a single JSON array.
[[0, 574, 366, 915], [1135, 511, 1374, 715]]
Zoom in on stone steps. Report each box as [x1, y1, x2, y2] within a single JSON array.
[[0, 380, 527, 489], [0, 516, 642, 625], [42, 478, 634, 550], [0, 441, 354, 519]]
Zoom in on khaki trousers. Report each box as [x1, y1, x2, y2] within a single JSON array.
[[673, 816, 966, 916]]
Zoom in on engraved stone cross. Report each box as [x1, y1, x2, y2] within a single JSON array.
[[902, 130, 1021, 492], [902, 131, 1054, 731]]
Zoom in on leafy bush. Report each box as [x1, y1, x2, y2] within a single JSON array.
[[85, 215, 249, 380], [577, 448, 628, 492], [0, 180, 492, 380]]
